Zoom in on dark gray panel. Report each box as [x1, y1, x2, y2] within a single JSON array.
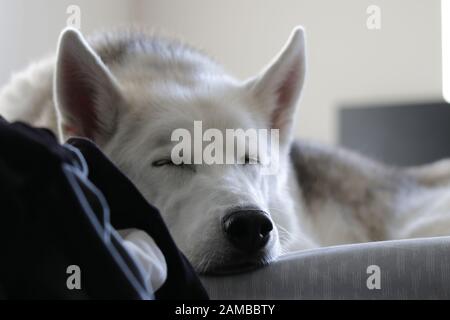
[[339, 101, 450, 166]]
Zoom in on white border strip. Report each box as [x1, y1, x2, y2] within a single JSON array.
[[442, 0, 450, 102]]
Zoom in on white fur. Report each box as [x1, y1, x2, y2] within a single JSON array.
[[1, 27, 450, 274], [0, 27, 309, 273]]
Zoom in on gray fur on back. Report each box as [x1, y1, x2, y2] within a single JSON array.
[[290, 140, 420, 241]]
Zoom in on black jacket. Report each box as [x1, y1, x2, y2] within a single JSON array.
[[0, 116, 208, 300]]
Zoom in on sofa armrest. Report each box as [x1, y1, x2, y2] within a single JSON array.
[[201, 236, 450, 299]]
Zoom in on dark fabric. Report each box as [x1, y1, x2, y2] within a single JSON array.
[[67, 138, 209, 300], [0, 116, 208, 300]]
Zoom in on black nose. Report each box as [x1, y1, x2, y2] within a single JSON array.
[[222, 210, 273, 253]]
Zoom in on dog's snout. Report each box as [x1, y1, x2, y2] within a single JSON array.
[[222, 210, 273, 253]]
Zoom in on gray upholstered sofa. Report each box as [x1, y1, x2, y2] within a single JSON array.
[[201, 236, 450, 299]]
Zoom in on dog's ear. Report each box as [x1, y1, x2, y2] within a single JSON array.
[[247, 27, 306, 146], [54, 28, 123, 144]]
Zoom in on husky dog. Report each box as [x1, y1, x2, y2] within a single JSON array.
[[1, 27, 450, 274]]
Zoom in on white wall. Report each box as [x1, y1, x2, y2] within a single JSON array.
[[0, 0, 443, 144], [0, 0, 138, 85], [443, 0, 450, 102], [135, 0, 443, 144]]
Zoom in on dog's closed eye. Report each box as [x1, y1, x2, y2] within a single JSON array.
[[152, 159, 173, 167], [243, 154, 260, 165], [152, 159, 196, 172]]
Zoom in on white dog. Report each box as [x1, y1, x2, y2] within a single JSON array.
[[1, 27, 450, 274]]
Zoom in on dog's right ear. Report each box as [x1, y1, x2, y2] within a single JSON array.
[[54, 28, 123, 144], [246, 27, 306, 147]]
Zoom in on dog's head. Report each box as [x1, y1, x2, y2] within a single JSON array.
[[54, 27, 306, 274]]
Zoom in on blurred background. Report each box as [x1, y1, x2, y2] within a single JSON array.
[[0, 0, 448, 165]]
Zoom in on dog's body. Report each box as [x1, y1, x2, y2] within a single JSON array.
[[2, 27, 450, 274]]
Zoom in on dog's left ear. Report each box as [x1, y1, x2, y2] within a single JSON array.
[[54, 28, 124, 145], [247, 27, 306, 146]]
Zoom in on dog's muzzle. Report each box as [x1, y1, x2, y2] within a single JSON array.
[[222, 209, 273, 253]]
